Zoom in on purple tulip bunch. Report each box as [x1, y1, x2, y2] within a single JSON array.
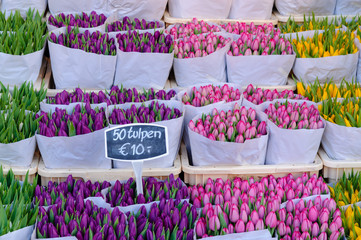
[[174, 33, 231, 58], [181, 84, 241, 107], [243, 84, 306, 105], [108, 86, 176, 105], [49, 27, 117, 56], [48, 11, 107, 29], [126, 199, 197, 240], [167, 18, 221, 39], [264, 101, 324, 130], [189, 103, 267, 143], [36, 104, 107, 137], [34, 175, 111, 206], [105, 175, 189, 207], [277, 196, 343, 240], [109, 101, 182, 125], [116, 31, 173, 53], [221, 22, 280, 36], [36, 197, 127, 239], [107, 16, 162, 32], [46, 88, 110, 105], [227, 32, 293, 56], [196, 201, 272, 238]]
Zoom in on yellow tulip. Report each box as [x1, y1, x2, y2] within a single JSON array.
[[297, 82, 305, 96], [345, 118, 352, 127], [346, 205, 354, 217], [356, 226, 361, 236], [324, 51, 331, 57]]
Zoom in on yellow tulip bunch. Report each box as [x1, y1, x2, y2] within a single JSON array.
[[343, 204, 361, 240], [292, 28, 358, 58], [319, 97, 361, 127], [330, 171, 361, 207], [296, 79, 361, 102]]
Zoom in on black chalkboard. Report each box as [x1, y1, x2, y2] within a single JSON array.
[[105, 124, 169, 161]]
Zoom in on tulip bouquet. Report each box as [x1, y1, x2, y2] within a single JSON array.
[[36, 197, 127, 239], [108, 86, 176, 104], [292, 29, 358, 58], [277, 196, 343, 240], [106, 16, 162, 32], [105, 175, 189, 207], [329, 171, 361, 207], [174, 33, 231, 58], [227, 32, 293, 56], [116, 31, 173, 53], [49, 27, 117, 56], [34, 175, 111, 206], [0, 10, 34, 31], [167, 18, 221, 39], [189, 103, 267, 142], [221, 22, 279, 36], [243, 84, 306, 105], [181, 84, 241, 107], [126, 199, 197, 240], [109, 101, 182, 125], [48, 11, 107, 29], [36, 104, 107, 137], [264, 101, 324, 129], [46, 88, 110, 105]]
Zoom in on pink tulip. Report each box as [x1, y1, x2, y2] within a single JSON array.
[[229, 205, 240, 223], [308, 206, 318, 222], [265, 211, 277, 228], [209, 215, 221, 231], [196, 220, 206, 237], [235, 219, 245, 233]]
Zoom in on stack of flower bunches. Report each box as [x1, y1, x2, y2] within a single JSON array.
[[228, 31, 293, 56], [181, 84, 241, 107], [329, 171, 361, 207], [0, 9, 47, 55], [189, 103, 267, 143], [109, 101, 182, 125], [36, 197, 127, 239], [243, 84, 305, 105], [116, 30, 173, 53], [105, 175, 189, 207], [34, 175, 111, 206], [221, 22, 279, 35], [107, 16, 162, 32], [49, 27, 117, 56], [174, 33, 231, 58], [108, 86, 176, 104], [342, 203, 361, 239], [319, 97, 361, 127], [167, 18, 221, 40], [46, 88, 110, 105], [0, 105, 40, 143], [126, 199, 197, 240], [264, 101, 324, 129], [48, 11, 107, 28], [296, 79, 361, 102], [292, 28, 358, 58], [36, 104, 107, 137]]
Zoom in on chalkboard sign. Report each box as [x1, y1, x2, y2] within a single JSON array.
[[105, 124, 169, 161]]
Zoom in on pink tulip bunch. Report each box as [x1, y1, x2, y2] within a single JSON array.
[[195, 201, 271, 238], [167, 18, 221, 39], [174, 32, 231, 58], [243, 84, 306, 105], [264, 101, 324, 130], [227, 32, 293, 56], [189, 103, 267, 143], [277, 196, 344, 240], [181, 84, 241, 107], [221, 22, 280, 36]]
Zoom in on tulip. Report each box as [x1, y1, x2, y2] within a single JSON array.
[[235, 219, 245, 233]]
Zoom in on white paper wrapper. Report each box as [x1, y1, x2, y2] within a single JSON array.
[[108, 100, 184, 168], [48, 0, 106, 15], [354, 36, 361, 83], [48, 29, 116, 90], [106, 0, 167, 20], [0, 46, 45, 88], [0, 225, 34, 240], [0, 0, 46, 17], [275, 0, 336, 16], [227, 54, 295, 86], [113, 51, 173, 89], [188, 102, 268, 166], [174, 42, 230, 87], [257, 99, 325, 165], [0, 136, 36, 167], [228, 0, 274, 20], [168, 0, 232, 19], [335, 0, 361, 15]]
